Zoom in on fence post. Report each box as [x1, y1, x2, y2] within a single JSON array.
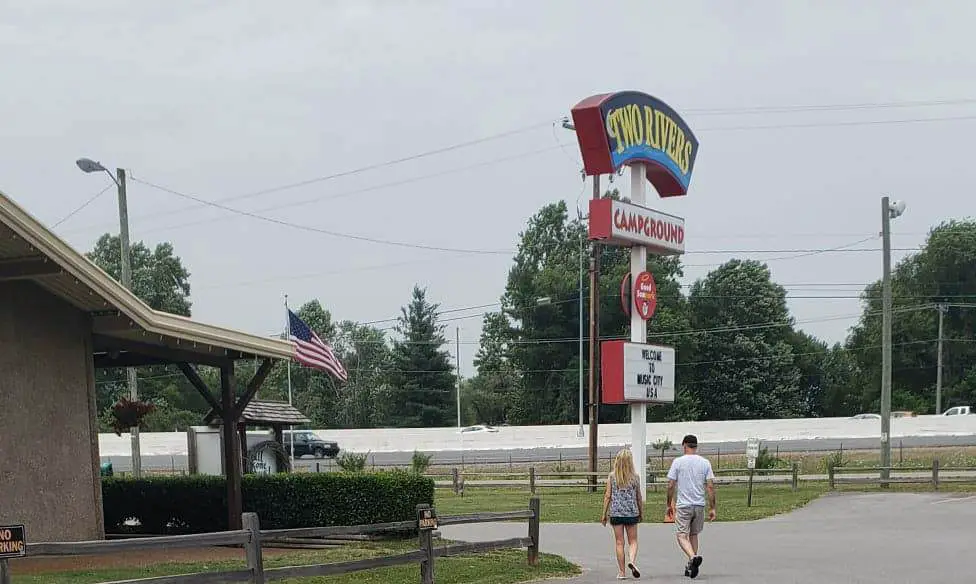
[[0, 559, 11, 584], [791, 462, 799, 492], [528, 496, 541, 566], [746, 469, 754, 507], [828, 465, 835, 490], [417, 504, 435, 584], [242, 512, 265, 584], [529, 466, 536, 494], [932, 458, 940, 491], [452, 467, 459, 495]]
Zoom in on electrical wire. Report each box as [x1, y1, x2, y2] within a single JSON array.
[[685, 97, 976, 116], [52, 184, 113, 228]]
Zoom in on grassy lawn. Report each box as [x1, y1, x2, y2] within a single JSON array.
[[435, 483, 827, 523], [12, 541, 579, 584]]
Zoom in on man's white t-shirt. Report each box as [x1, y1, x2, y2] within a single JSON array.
[[667, 454, 715, 508]]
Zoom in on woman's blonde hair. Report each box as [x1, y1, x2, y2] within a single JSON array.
[[612, 448, 638, 487]]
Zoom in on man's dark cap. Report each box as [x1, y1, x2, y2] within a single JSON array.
[[682, 434, 698, 447]]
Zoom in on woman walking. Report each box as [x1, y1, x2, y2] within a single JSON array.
[[601, 448, 643, 579]]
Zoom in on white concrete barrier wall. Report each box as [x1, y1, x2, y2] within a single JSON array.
[[98, 415, 976, 457]]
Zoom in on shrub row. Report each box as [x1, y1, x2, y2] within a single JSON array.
[[102, 471, 434, 534]]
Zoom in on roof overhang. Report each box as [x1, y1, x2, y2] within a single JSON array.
[[0, 188, 295, 365]]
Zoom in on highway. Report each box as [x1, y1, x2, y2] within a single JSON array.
[[100, 433, 976, 473]]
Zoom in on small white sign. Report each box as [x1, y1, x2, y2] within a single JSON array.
[[746, 438, 759, 469], [621, 343, 676, 403], [590, 198, 686, 255]]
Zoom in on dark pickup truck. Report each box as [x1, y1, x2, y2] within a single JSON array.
[[283, 430, 340, 459]]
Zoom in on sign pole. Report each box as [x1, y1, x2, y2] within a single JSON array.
[[630, 163, 648, 499], [0, 559, 10, 584]]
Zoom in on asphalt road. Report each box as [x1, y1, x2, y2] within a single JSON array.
[[101, 434, 976, 472], [440, 491, 976, 583]]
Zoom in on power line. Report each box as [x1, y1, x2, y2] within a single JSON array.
[[130, 176, 513, 256], [685, 97, 976, 116], [52, 183, 113, 228], [698, 113, 976, 133]]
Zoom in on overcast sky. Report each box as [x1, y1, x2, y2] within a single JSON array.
[[2, 0, 975, 374]]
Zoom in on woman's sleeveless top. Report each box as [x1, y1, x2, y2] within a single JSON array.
[[608, 476, 639, 517]]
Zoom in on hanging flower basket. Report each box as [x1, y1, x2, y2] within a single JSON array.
[[110, 398, 156, 436]]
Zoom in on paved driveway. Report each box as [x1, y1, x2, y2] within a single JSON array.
[[440, 492, 976, 583]]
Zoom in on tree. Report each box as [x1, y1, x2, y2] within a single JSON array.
[[498, 197, 690, 425], [387, 286, 456, 427], [846, 220, 976, 414], [463, 311, 518, 425], [87, 234, 202, 431], [685, 260, 803, 420], [87, 234, 191, 316]]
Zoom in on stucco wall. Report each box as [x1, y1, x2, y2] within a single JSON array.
[[0, 281, 103, 541]]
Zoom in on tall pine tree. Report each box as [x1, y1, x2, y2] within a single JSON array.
[[388, 286, 456, 427]]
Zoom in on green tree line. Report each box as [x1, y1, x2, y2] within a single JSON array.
[[87, 202, 976, 431]]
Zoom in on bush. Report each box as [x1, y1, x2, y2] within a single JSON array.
[[102, 470, 434, 534], [336, 451, 370, 472], [410, 450, 433, 474]]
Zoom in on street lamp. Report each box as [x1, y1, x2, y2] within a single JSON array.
[[880, 196, 906, 485], [76, 157, 141, 478]]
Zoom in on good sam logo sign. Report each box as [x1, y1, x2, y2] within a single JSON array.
[[601, 341, 675, 404], [0, 525, 26, 559], [570, 91, 699, 197]]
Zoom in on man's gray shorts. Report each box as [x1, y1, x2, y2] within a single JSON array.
[[674, 505, 705, 535]]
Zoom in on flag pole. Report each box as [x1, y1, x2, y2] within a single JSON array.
[[285, 294, 295, 472]]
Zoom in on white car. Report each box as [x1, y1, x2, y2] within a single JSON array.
[[460, 425, 499, 433], [851, 413, 881, 420], [942, 406, 972, 416]]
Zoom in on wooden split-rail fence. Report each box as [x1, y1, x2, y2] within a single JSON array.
[[0, 498, 541, 584]]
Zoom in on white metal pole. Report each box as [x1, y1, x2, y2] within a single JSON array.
[[880, 197, 892, 483], [285, 294, 295, 471], [936, 303, 946, 415], [578, 233, 585, 438], [456, 327, 462, 429], [630, 163, 648, 500]]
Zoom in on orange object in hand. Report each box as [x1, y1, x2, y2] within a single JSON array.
[[664, 505, 675, 523]]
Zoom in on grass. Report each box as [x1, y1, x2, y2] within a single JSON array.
[[435, 483, 827, 523], [12, 540, 579, 584]]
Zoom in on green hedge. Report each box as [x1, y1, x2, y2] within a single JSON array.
[[102, 471, 434, 534]]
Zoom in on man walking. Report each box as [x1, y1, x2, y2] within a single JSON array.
[[666, 434, 716, 579]]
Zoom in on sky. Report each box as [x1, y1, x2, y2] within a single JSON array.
[[2, 0, 975, 375]]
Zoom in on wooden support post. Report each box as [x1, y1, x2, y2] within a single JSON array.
[[529, 467, 536, 494], [933, 458, 940, 491], [221, 363, 243, 531], [243, 512, 265, 584], [0, 559, 11, 584], [417, 505, 434, 584], [792, 462, 799, 492], [746, 469, 755, 507], [452, 467, 459, 495], [528, 496, 541, 566], [828, 465, 835, 490], [238, 422, 249, 474]]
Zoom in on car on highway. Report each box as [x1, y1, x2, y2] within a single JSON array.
[[892, 411, 917, 418], [942, 406, 972, 416], [851, 413, 881, 420], [460, 425, 499, 433], [282, 430, 340, 458]]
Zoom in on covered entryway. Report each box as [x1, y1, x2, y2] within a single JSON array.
[[0, 188, 294, 539]]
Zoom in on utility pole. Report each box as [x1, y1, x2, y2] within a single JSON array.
[[76, 158, 140, 477], [116, 168, 141, 478], [578, 232, 585, 438], [587, 174, 601, 492], [936, 303, 947, 415], [879, 196, 905, 485]]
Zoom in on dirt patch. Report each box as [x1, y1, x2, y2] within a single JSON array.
[[9, 545, 299, 575]]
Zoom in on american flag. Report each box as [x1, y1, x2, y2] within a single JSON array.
[[287, 309, 347, 382]]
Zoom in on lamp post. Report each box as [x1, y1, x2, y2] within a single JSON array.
[[880, 196, 906, 485], [76, 157, 141, 478]]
